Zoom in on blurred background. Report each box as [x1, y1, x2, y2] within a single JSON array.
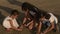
[[0, 0, 60, 34]]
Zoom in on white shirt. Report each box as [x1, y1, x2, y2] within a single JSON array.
[[3, 16, 19, 28], [49, 13, 58, 24], [29, 11, 36, 16]]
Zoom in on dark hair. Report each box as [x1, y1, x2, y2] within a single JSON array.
[[22, 2, 36, 11], [11, 10, 19, 16], [22, 2, 50, 20], [37, 10, 47, 18], [45, 14, 51, 19]]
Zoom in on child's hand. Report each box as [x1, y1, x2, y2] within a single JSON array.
[[12, 26, 17, 30], [11, 26, 22, 31], [23, 24, 27, 27], [17, 29, 22, 31], [41, 32, 45, 34], [20, 25, 23, 29]]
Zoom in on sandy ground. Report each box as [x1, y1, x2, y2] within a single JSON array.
[[0, 0, 60, 34]]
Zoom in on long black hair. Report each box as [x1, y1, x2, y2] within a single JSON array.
[[21, 2, 48, 20], [22, 2, 40, 13]]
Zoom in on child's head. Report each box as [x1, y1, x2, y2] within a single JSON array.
[[45, 14, 51, 19], [21, 2, 35, 12], [39, 12, 47, 20], [10, 10, 19, 19], [22, 2, 30, 12]]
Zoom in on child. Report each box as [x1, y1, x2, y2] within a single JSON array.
[[21, 2, 49, 34], [21, 2, 39, 30], [40, 13, 59, 34], [3, 10, 22, 31]]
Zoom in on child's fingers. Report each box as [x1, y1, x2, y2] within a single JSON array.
[[24, 24, 27, 26], [41, 33, 44, 34]]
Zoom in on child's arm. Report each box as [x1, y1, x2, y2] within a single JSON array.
[[23, 17, 27, 24], [8, 19, 18, 30], [23, 11, 28, 24], [43, 22, 54, 34], [26, 20, 33, 26], [36, 21, 42, 34]]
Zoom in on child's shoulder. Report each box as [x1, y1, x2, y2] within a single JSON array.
[[5, 16, 12, 20]]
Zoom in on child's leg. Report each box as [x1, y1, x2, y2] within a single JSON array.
[[53, 21, 59, 32], [36, 22, 42, 34], [26, 21, 33, 27], [55, 24, 59, 32], [6, 28, 11, 32], [28, 20, 34, 30]]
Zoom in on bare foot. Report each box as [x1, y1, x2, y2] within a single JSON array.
[[6, 28, 11, 32], [17, 28, 22, 31]]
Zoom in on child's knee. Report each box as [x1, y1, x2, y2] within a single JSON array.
[[28, 25, 33, 30], [29, 27, 33, 30]]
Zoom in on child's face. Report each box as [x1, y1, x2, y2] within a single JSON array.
[[15, 15, 19, 18], [25, 9, 29, 15], [40, 16, 45, 21], [23, 9, 28, 12], [13, 15, 19, 19]]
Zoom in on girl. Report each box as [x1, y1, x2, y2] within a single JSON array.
[[41, 13, 59, 34], [3, 10, 22, 31]]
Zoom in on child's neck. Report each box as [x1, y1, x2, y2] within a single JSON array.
[[10, 16, 15, 19]]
